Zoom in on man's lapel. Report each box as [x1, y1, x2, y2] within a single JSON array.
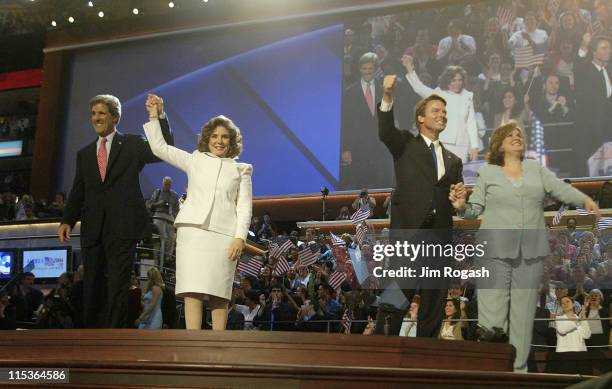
[[105, 131, 124, 180]]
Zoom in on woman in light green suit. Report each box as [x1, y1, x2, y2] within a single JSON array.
[[450, 122, 600, 372]]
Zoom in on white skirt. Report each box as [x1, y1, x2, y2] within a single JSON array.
[[175, 224, 237, 300]]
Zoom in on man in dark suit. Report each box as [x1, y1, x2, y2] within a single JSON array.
[[575, 33, 612, 176], [58, 94, 173, 328], [340, 52, 394, 190], [377, 75, 463, 337]]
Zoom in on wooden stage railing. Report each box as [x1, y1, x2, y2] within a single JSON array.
[[0, 329, 594, 388]]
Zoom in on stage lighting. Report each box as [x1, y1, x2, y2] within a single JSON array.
[[68, 16, 75, 23], [168, 1, 175, 8], [98, 11, 104, 18], [51, 20, 57, 27], [132, 8, 139, 15], [88, 1, 93, 7]]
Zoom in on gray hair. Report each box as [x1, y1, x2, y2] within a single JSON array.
[[358, 52, 379, 68], [89, 94, 121, 119]]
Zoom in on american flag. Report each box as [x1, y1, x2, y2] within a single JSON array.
[[329, 270, 348, 290], [514, 45, 545, 68], [496, 5, 514, 29], [355, 222, 368, 245], [330, 232, 346, 246], [597, 217, 612, 230], [351, 203, 371, 224], [552, 204, 568, 226], [270, 239, 294, 259], [236, 254, 263, 277], [272, 255, 290, 276], [341, 308, 352, 334], [298, 243, 319, 267], [576, 208, 595, 216]]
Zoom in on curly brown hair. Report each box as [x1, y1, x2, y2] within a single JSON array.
[[437, 65, 467, 91], [197, 115, 243, 158], [486, 122, 525, 166]]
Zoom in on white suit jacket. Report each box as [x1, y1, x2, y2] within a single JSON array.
[[143, 120, 253, 240], [405, 71, 479, 149]]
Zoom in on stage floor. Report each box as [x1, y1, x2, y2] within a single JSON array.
[[0, 329, 597, 388]]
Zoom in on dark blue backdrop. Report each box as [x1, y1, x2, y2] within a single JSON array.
[[59, 23, 343, 197]]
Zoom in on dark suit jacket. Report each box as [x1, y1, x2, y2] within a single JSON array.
[[226, 307, 245, 330], [341, 80, 394, 189], [574, 56, 612, 167], [378, 105, 463, 229], [256, 301, 296, 331], [63, 118, 173, 246]]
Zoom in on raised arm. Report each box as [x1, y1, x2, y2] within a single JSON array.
[[140, 95, 174, 164], [142, 96, 191, 172], [378, 74, 406, 159], [402, 55, 436, 98]]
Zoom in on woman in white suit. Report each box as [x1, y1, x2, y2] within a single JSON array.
[[143, 95, 253, 330], [401, 56, 480, 162]]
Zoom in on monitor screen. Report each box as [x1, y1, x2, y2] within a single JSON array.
[[0, 249, 16, 279], [0, 140, 23, 158], [21, 247, 71, 280]]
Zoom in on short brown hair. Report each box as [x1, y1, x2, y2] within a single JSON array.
[[486, 122, 525, 166], [415, 94, 447, 128], [89, 94, 121, 119], [197, 115, 243, 158]]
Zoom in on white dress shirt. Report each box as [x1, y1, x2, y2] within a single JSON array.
[[420, 134, 445, 180], [96, 130, 116, 159]]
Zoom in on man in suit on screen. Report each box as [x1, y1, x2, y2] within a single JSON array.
[[58, 94, 173, 328], [575, 33, 612, 176], [377, 75, 463, 337]]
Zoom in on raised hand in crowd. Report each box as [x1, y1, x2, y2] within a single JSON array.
[[401, 54, 414, 73], [382, 74, 398, 103]]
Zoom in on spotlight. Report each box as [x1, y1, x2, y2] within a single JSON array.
[[168, 1, 174, 8], [51, 20, 57, 27], [68, 16, 75, 23], [88, 1, 93, 7], [132, 8, 139, 15], [98, 11, 104, 18], [203, 0, 209, 2]]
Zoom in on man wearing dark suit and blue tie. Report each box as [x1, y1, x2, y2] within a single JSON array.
[[58, 94, 173, 328], [575, 32, 612, 176], [377, 75, 463, 337]]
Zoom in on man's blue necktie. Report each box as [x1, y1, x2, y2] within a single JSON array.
[[430, 143, 438, 180]]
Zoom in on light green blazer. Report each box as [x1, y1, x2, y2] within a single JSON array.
[[462, 159, 586, 259]]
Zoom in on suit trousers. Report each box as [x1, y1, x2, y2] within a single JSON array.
[[475, 256, 543, 372], [376, 213, 451, 338], [82, 215, 138, 328]]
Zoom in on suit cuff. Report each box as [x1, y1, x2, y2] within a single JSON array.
[[379, 99, 393, 112]]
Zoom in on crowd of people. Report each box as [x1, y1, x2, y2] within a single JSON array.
[[340, 0, 612, 189]]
